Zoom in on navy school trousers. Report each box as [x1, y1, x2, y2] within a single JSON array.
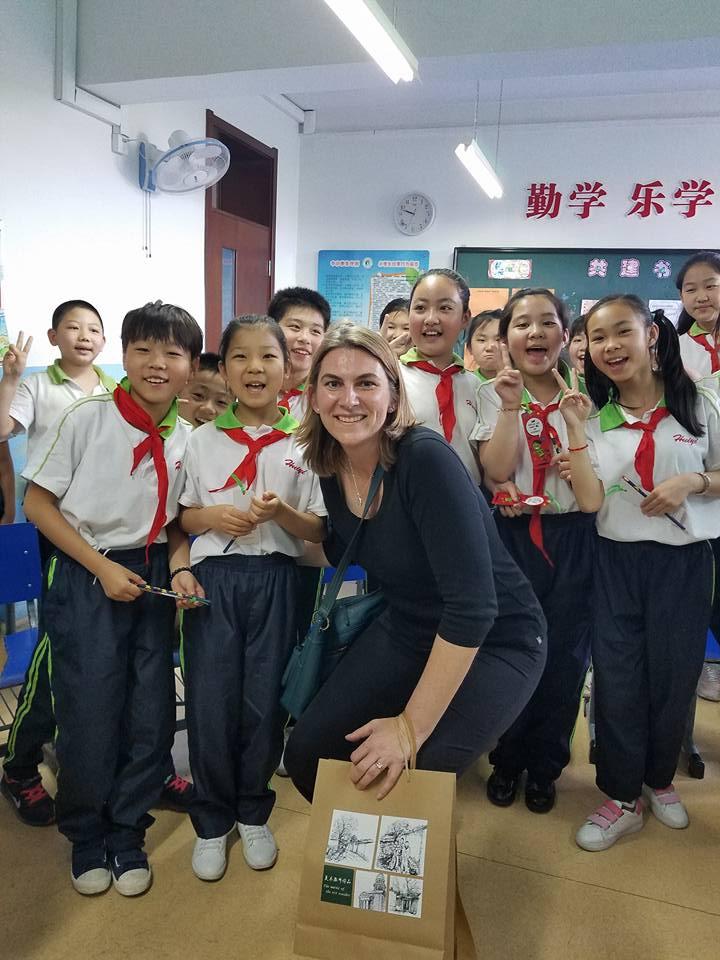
[[45, 545, 175, 852], [490, 511, 595, 782], [284, 610, 546, 803], [183, 553, 298, 838], [593, 536, 712, 802]]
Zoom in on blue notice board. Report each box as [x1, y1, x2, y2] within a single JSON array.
[[318, 250, 430, 330]]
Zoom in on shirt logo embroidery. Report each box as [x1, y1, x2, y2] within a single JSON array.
[[175, 460, 183, 470], [284, 458, 307, 477], [673, 434, 698, 445]]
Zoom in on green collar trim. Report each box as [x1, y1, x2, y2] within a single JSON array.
[[46, 360, 115, 391], [118, 376, 178, 432], [474, 370, 492, 383], [689, 321, 710, 338], [598, 396, 667, 432], [214, 402, 298, 434], [400, 346, 465, 369]]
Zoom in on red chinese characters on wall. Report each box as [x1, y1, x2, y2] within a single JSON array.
[[525, 179, 715, 219]]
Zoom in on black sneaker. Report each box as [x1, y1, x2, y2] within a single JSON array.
[[111, 849, 152, 896], [157, 773, 195, 812], [525, 778, 556, 814], [1, 773, 56, 826], [71, 843, 111, 895], [486, 768, 520, 807]]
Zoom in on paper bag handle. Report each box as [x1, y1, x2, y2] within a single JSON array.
[[395, 711, 417, 780]]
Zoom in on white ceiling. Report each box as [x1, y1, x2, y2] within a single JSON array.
[[78, 0, 720, 131]]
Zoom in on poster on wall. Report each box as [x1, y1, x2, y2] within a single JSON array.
[[318, 250, 430, 330]]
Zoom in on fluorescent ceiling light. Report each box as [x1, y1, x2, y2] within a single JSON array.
[[455, 139, 503, 199], [323, 0, 418, 84]]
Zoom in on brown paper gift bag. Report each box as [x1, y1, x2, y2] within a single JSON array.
[[293, 758, 477, 960]]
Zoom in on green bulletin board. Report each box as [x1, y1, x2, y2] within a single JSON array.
[[453, 247, 704, 323]]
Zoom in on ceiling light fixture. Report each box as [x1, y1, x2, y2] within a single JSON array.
[[322, 0, 418, 84], [455, 80, 504, 199]]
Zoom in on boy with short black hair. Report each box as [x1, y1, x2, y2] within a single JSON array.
[[267, 286, 330, 415], [178, 351, 232, 428], [23, 301, 204, 896], [379, 297, 411, 357]]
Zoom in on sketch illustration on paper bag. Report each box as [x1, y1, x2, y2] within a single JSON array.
[[325, 810, 379, 868], [353, 871, 387, 912], [374, 817, 428, 877], [388, 876, 424, 918]]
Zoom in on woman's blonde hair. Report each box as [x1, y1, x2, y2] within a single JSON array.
[[296, 322, 416, 476]]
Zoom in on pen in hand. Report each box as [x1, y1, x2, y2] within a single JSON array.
[[621, 475, 687, 532]]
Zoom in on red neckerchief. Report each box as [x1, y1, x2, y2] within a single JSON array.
[[278, 385, 304, 409], [209, 427, 289, 493], [521, 402, 561, 566], [621, 407, 670, 491], [405, 360, 464, 441], [688, 331, 720, 373], [113, 385, 171, 561]]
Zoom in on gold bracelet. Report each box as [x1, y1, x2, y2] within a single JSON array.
[[500, 406, 521, 413], [696, 472, 711, 495]]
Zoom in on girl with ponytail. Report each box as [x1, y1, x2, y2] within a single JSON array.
[[552, 294, 720, 853]]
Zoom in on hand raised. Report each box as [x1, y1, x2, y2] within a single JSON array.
[[493, 342, 524, 406], [552, 367, 591, 428], [2, 331, 33, 380]]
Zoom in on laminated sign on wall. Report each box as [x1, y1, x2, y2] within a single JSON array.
[[293, 759, 476, 960]]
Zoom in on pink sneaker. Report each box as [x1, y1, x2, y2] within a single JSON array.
[[576, 797, 645, 851], [642, 784, 689, 829]]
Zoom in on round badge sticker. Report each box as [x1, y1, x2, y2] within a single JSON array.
[[525, 417, 543, 437], [524, 495, 545, 507]]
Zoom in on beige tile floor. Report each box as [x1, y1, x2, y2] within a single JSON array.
[[1, 699, 718, 960]]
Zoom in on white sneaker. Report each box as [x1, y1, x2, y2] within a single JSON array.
[[192, 832, 231, 881], [642, 784, 689, 829], [697, 661, 720, 701], [237, 822, 278, 870], [575, 797, 644, 851], [110, 851, 152, 896]]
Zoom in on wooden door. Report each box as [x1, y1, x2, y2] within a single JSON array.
[[204, 111, 277, 350]]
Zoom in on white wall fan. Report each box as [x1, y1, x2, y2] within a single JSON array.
[[138, 130, 230, 193]]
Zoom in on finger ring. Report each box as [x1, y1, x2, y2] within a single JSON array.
[[375, 759, 385, 769]]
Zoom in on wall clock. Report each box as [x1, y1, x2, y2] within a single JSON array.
[[393, 192, 435, 235]]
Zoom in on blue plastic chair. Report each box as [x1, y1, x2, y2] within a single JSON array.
[[0, 523, 43, 745]]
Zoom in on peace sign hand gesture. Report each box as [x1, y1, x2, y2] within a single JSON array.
[[493, 342, 523, 406], [552, 367, 591, 430], [2, 331, 33, 381]]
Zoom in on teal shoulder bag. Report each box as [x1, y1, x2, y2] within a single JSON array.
[[281, 465, 387, 719]]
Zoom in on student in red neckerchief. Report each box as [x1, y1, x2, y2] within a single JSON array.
[[676, 251, 720, 380], [474, 288, 595, 816], [400, 269, 482, 483], [676, 252, 720, 702], [22, 302, 204, 896], [179, 315, 326, 882], [561, 295, 720, 851], [268, 286, 331, 419]]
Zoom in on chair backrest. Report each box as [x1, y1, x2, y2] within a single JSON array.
[[321, 564, 367, 585], [0, 523, 42, 604]]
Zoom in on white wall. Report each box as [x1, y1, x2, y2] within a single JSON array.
[[296, 120, 720, 285], [0, 1, 300, 366]]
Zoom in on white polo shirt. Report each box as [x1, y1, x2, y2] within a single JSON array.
[[279, 386, 308, 420], [23, 393, 190, 551], [179, 405, 326, 564], [9, 361, 116, 462], [400, 350, 481, 482], [472, 371, 586, 514], [586, 389, 720, 545], [680, 325, 718, 379]]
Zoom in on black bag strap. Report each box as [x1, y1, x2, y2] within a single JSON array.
[[312, 463, 384, 625]]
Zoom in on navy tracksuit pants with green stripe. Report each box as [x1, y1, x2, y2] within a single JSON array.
[[44, 545, 175, 852]]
